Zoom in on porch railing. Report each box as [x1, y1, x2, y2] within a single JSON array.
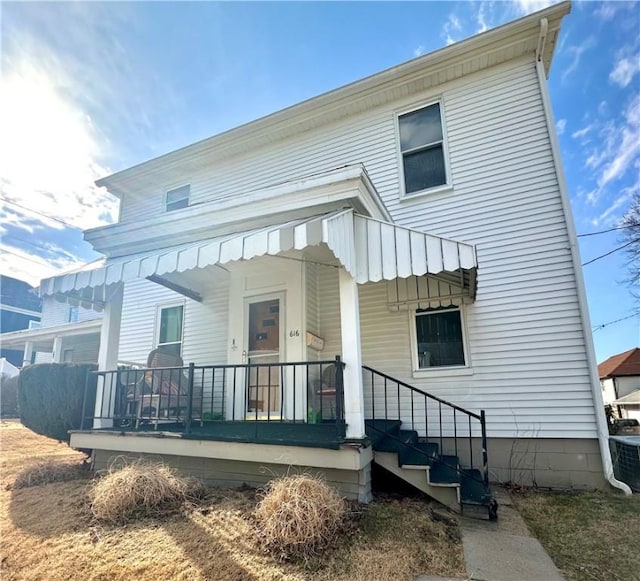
[[363, 365, 489, 489], [82, 357, 346, 438]]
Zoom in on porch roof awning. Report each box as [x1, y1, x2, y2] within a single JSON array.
[[40, 210, 477, 298]]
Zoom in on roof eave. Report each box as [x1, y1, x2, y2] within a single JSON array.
[[96, 2, 571, 194]]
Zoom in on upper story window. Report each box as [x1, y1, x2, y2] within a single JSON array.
[[157, 304, 184, 356], [415, 307, 466, 368], [398, 103, 448, 195], [68, 306, 79, 323], [166, 185, 190, 212]]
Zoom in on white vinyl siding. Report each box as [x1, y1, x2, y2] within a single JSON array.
[[118, 278, 229, 367], [39, 297, 102, 328], [113, 56, 596, 440]]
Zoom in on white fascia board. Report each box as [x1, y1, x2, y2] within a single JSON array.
[[95, 2, 570, 195], [86, 165, 391, 257], [0, 319, 102, 348]]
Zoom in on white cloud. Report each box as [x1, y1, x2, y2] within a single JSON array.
[[581, 93, 640, 206], [562, 37, 596, 82], [572, 124, 593, 140], [0, 63, 119, 231], [414, 45, 425, 57], [556, 118, 567, 135], [598, 94, 640, 189], [514, 0, 558, 15], [0, 242, 84, 287], [610, 53, 640, 88]]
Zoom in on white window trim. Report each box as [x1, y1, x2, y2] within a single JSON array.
[[395, 98, 453, 199], [408, 305, 473, 378], [155, 302, 185, 354], [165, 184, 190, 212]]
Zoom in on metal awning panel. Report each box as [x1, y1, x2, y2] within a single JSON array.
[[41, 210, 477, 300]]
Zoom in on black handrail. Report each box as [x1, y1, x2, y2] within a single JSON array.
[[363, 364, 489, 489], [82, 358, 346, 438]]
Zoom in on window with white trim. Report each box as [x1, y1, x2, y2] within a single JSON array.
[[157, 305, 184, 356], [398, 103, 448, 194], [415, 307, 465, 368], [68, 306, 79, 323], [166, 185, 190, 212]]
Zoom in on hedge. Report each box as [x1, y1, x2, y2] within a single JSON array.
[[1, 374, 19, 418], [19, 363, 97, 442]]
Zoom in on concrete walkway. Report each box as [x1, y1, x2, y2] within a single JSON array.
[[416, 487, 565, 581]]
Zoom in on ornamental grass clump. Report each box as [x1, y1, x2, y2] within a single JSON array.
[[10, 459, 89, 490], [254, 473, 348, 562], [89, 460, 206, 523]]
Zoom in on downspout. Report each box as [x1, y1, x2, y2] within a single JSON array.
[[535, 18, 632, 495]]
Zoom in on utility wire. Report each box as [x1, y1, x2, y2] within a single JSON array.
[[582, 238, 640, 266], [592, 313, 639, 332], [578, 222, 640, 237], [0, 196, 82, 230]]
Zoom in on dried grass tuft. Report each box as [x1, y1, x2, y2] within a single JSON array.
[[10, 459, 89, 490], [89, 459, 206, 523], [254, 473, 348, 562]]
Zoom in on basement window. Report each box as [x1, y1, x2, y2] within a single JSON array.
[[414, 307, 466, 368], [166, 185, 190, 212], [398, 102, 449, 195]]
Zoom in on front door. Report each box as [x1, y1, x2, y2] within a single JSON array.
[[246, 297, 282, 417]]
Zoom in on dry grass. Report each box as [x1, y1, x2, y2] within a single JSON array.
[[90, 459, 206, 523], [514, 490, 640, 581], [254, 473, 348, 562], [1, 420, 466, 580], [9, 459, 90, 490]]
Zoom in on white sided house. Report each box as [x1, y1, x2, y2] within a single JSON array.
[[41, 2, 632, 513], [0, 266, 104, 367]]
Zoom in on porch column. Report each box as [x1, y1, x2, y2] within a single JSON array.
[[338, 268, 365, 439], [52, 336, 63, 363], [22, 341, 34, 367], [94, 283, 123, 428]]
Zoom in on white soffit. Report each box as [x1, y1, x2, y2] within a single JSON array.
[[41, 210, 477, 296]]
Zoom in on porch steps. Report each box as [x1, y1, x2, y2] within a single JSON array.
[[364, 419, 494, 517]]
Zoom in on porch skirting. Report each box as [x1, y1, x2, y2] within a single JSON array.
[[72, 431, 373, 502]]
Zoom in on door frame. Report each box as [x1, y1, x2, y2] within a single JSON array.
[[242, 291, 286, 418]]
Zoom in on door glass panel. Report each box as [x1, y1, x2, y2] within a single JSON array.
[[247, 299, 281, 415]]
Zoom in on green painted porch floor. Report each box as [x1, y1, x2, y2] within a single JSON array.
[[99, 420, 346, 449]]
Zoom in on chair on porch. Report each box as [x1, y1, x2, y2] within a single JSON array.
[[135, 348, 193, 423]]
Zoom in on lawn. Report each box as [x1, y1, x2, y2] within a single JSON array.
[[514, 489, 640, 581], [0, 420, 465, 581]]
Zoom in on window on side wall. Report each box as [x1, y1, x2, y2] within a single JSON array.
[[68, 306, 79, 323], [165, 185, 190, 212], [415, 307, 466, 368], [398, 102, 448, 195], [157, 305, 184, 356]]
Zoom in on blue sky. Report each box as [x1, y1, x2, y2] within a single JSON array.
[[1, 1, 638, 362]]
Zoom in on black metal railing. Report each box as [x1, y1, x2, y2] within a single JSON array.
[[363, 365, 489, 489], [82, 357, 346, 438]]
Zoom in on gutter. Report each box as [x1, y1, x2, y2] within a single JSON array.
[[534, 19, 631, 495]]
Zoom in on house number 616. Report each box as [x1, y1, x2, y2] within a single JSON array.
[[289, 330, 300, 337]]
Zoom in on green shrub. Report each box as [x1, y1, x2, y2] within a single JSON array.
[[18, 363, 97, 442], [1, 374, 19, 417]]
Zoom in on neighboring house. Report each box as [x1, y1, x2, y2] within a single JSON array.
[[0, 275, 42, 367], [0, 264, 103, 366], [599, 348, 640, 423], [37, 2, 630, 512]]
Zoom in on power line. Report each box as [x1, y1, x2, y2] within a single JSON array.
[[592, 313, 639, 332], [582, 238, 640, 266], [578, 222, 640, 237], [0, 196, 82, 230]]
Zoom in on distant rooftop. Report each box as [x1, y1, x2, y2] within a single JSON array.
[[598, 348, 640, 379]]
